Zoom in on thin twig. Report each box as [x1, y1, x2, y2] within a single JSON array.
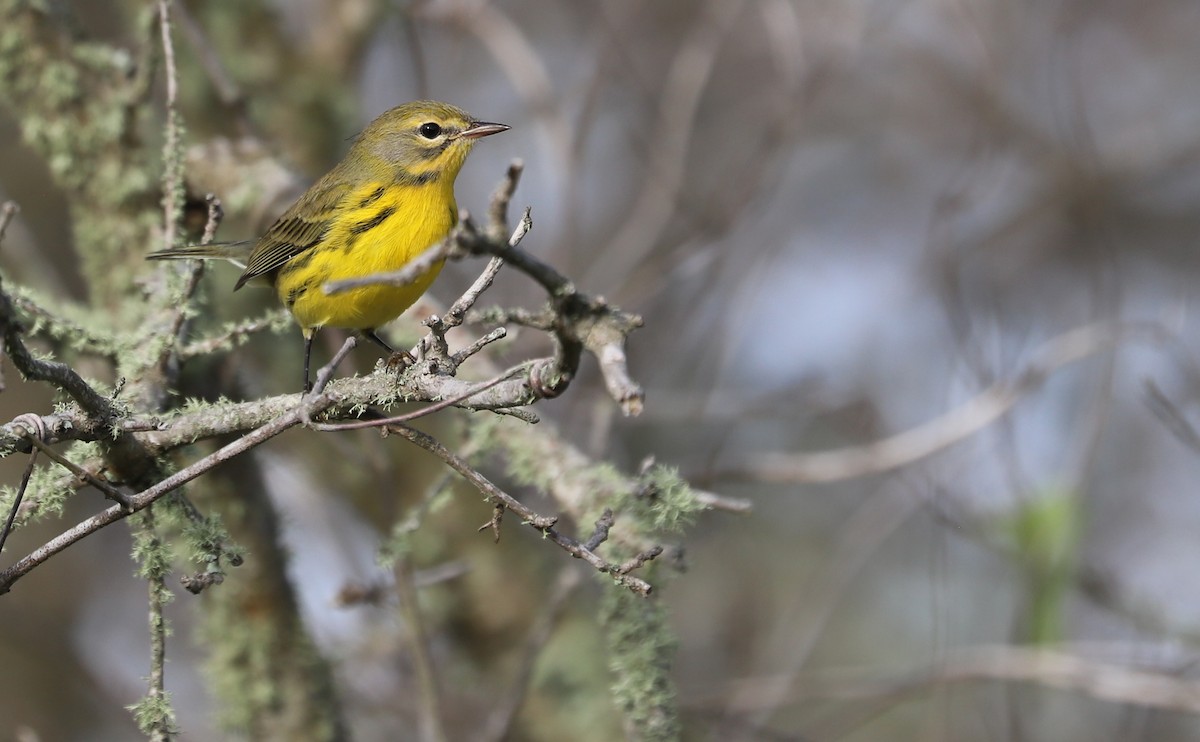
[[450, 327, 507, 366], [444, 256, 505, 329], [477, 503, 504, 542], [0, 421, 41, 556], [22, 434, 131, 507], [388, 422, 655, 596], [308, 337, 357, 399], [583, 509, 615, 551]]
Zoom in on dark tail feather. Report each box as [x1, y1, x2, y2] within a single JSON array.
[[145, 240, 251, 265]]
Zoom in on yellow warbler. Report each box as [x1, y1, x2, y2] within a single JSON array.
[[148, 100, 508, 390]]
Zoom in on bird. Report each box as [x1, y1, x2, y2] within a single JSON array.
[[147, 100, 509, 391]]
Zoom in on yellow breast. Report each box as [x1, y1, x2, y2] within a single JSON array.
[[275, 181, 456, 331]]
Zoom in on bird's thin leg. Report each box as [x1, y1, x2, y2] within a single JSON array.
[[361, 328, 395, 354], [363, 328, 417, 370], [302, 328, 316, 393]]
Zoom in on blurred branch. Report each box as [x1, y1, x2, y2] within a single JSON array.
[[479, 565, 583, 742], [588, 0, 747, 291], [394, 555, 447, 742], [717, 645, 1200, 717], [714, 321, 1170, 484], [1143, 379, 1200, 453], [419, 0, 569, 179]]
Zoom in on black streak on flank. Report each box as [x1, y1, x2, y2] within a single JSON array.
[[349, 205, 397, 236], [357, 186, 386, 209], [285, 282, 310, 309]]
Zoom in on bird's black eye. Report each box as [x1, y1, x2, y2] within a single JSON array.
[[419, 122, 443, 139]]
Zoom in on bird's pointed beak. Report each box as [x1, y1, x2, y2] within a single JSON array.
[[460, 121, 510, 139]]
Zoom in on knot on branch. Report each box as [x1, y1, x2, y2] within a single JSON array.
[[12, 413, 47, 444], [528, 358, 571, 400]]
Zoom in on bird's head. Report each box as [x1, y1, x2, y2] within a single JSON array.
[[353, 100, 508, 184]]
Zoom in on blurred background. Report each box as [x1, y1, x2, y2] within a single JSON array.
[[3, 0, 1200, 739]]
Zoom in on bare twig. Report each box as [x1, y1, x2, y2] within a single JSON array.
[[309, 337, 358, 398], [615, 546, 663, 575], [477, 503, 504, 542], [583, 509, 615, 551], [444, 257, 505, 329], [449, 327, 507, 366], [320, 163, 645, 415], [0, 416, 42, 556], [22, 433, 131, 507], [388, 422, 656, 596]]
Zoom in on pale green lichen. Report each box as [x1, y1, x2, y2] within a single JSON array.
[[601, 582, 681, 741]]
